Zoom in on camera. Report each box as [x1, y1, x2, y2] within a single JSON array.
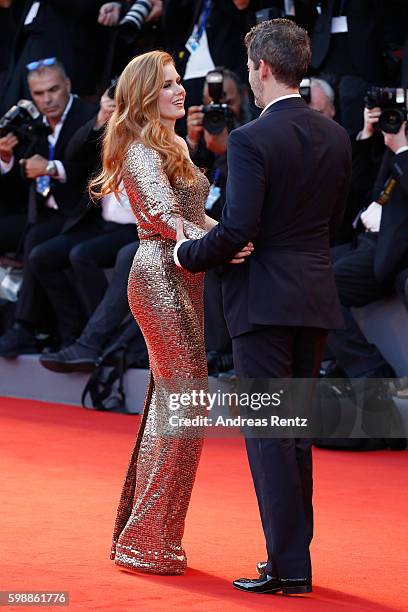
[[364, 87, 408, 134], [202, 70, 234, 135], [256, 8, 282, 23], [299, 78, 311, 104], [0, 99, 50, 142]]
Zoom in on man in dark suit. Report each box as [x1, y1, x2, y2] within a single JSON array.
[[0, 59, 96, 355], [174, 19, 351, 594]]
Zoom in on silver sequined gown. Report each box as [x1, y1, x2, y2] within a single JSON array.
[[110, 143, 210, 575]]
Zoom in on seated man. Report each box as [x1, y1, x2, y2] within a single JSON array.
[[326, 103, 408, 378], [27, 88, 137, 329], [39, 241, 141, 372], [0, 58, 96, 355]]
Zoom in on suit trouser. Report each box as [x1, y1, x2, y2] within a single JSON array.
[[29, 222, 136, 340], [0, 213, 27, 255], [204, 268, 231, 353], [78, 241, 139, 351], [15, 210, 66, 332], [326, 233, 392, 377], [232, 325, 327, 580]]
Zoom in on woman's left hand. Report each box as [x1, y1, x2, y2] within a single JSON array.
[[229, 242, 254, 264]]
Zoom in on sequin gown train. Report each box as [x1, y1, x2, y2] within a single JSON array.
[[110, 143, 210, 575]]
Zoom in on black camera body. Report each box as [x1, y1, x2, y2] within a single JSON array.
[[202, 70, 234, 135], [365, 87, 408, 134], [0, 99, 49, 143]]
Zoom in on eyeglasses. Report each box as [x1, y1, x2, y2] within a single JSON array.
[[26, 57, 57, 71]]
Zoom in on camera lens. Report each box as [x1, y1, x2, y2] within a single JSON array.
[[379, 109, 404, 134]]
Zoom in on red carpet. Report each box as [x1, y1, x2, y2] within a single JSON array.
[[1, 396, 407, 611]]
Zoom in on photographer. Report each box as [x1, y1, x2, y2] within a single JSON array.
[[186, 68, 251, 374], [0, 58, 96, 356], [325, 95, 408, 379]]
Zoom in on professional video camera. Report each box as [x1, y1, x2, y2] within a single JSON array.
[[365, 87, 408, 134], [202, 70, 235, 135], [0, 99, 50, 143]]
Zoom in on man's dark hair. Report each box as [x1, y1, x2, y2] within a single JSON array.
[[245, 18, 311, 88]]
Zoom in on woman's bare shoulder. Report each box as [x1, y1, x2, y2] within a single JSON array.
[[174, 135, 191, 159]]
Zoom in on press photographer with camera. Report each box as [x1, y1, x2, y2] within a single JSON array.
[[325, 86, 408, 379], [0, 58, 97, 356], [186, 67, 251, 375], [186, 68, 251, 217]]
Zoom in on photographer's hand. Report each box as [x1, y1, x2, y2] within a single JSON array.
[[204, 127, 228, 156], [20, 154, 48, 179], [186, 105, 204, 151], [146, 0, 162, 23], [358, 106, 381, 140], [94, 91, 116, 130], [98, 2, 121, 26], [0, 133, 18, 164], [382, 121, 408, 153]]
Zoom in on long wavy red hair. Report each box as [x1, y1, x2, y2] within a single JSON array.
[[89, 50, 195, 199]]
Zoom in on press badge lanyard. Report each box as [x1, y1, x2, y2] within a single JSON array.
[[36, 141, 54, 197], [186, 0, 211, 53], [331, 0, 348, 33], [205, 167, 221, 211]]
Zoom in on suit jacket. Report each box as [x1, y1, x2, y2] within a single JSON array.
[[371, 149, 408, 283], [178, 97, 352, 338], [25, 97, 98, 230], [310, 0, 386, 82], [162, 0, 251, 82]]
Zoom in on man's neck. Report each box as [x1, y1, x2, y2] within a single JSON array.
[[44, 94, 72, 131], [262, 88, 299, 109]]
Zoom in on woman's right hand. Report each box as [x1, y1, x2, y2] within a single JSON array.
[[229, 242, 254, 264]]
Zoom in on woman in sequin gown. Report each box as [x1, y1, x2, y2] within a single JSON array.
[[90, 51, 221, 575]]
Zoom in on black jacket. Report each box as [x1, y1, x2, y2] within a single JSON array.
[[23, 97, 98, 229], [162, 0, 251, 82], [178, 97, 352, 337], [310, 0, 386, 82], [371, 149, 408, 283]]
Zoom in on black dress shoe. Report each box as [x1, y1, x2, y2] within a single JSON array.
[[233, 573, 312, 595], [0, 323, 38, 357], [39, 341, 100, 373]]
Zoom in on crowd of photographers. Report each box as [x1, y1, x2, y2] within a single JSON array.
[[0, 1, 408, 404]]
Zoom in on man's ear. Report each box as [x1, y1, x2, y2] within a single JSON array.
[[66, 77, 72, 94], [258, 59, 270, 82]]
